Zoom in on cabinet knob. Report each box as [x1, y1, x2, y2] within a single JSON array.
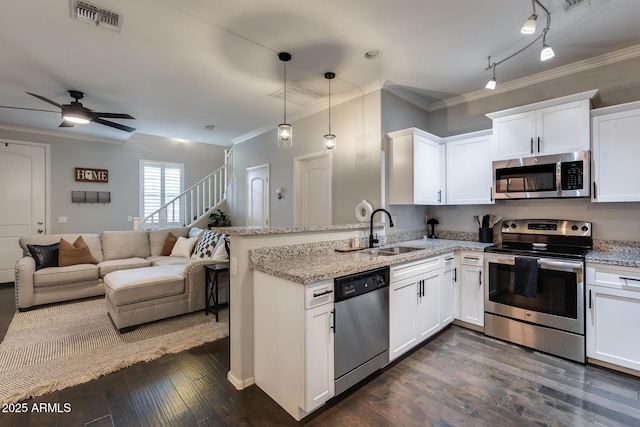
[[37, 229, 44, 234]]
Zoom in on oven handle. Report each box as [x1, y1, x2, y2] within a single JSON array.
[[537, 259, 584, 271]]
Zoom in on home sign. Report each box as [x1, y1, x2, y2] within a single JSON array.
[[75, 167, 109, 183]]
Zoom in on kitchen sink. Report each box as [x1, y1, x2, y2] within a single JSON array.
[[363, 246, 423, 256]]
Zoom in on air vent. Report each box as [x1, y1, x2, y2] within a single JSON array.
[[559, 0, 591, 12], [69, 0, 123, 32], [269, 82, 327, 106]]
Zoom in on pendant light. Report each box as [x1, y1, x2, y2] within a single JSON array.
[[323, 72, 336, 150], [540, 29, 555, 61], [277, 52, 292, 148]]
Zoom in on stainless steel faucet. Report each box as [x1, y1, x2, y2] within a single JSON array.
[[369, 208, 395, 248]]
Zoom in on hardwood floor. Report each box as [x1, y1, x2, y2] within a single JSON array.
[[1, 283, 639, 426]]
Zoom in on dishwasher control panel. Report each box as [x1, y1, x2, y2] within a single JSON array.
[[334, 266, 389, 301]]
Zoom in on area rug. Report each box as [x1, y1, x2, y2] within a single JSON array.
[[0, 297, 228, 405]]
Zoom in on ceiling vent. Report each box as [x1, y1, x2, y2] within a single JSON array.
[[269, 82, 327, 106], [559, 0, 591, 12], [69, 0, 123, 32]]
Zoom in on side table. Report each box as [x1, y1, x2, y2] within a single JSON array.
[[204, 262, 230, 322]]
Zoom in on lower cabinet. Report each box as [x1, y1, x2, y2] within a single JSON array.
[[458, 252, 484, 327], [586, 264, 640, 373], [389, 254, 452, 361], [254, 272, 334, 421]]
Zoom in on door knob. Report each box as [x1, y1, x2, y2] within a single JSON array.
[[37, 221, 43, 225], [37, 229, 44, 233]]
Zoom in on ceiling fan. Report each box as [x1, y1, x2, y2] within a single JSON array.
[[24, 90, 136, 132]]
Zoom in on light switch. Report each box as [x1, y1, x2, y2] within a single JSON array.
[[58, 216, 67, 224]]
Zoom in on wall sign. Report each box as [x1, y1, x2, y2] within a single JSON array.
[[75, 167, 109, 183]]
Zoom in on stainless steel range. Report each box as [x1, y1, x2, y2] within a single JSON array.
[[484, 219, 592, 363]]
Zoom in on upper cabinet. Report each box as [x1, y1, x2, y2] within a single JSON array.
[[444, 130, 493, 205], [387, 127, 445, 205], [591, 101, 640, 202], [487, 89, 598, 160]]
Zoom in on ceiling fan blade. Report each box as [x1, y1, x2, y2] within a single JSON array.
[[92, 118, 136, 133], [59, 121, 74, 128], [0, 105, 58, 113], [26, 92, 62, 109], [92, 112, 135, 119]]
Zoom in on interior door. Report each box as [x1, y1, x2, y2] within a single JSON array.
[[0, 141, 47, 283], [246, 164, 269, 227], [294, 152, 332, 226]]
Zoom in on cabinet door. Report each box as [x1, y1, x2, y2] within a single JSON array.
[[492, 112, 535, 160], [440, 258, 455, 326], [389, 277, 418, 361], [536, 100, 590, 155], [305, 302, 334, 412], [414, 135, 443, 205], [592, 108, 640, 202], [586, 285, 640, 371], [446, 134, 493, 204], [460, 265, 484, 326], [417, 271, 440, 342]]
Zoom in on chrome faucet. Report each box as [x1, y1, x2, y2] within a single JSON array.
[[369, 208, 395, 248]]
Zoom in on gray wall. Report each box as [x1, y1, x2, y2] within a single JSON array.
[[230, 91, 382, 227], [427, 56, 640, 242], [0, 128, 227, 234]]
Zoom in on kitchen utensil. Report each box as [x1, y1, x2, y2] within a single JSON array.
[[482, 214, 489, 228], [473, 215, 481, 227], [489, 215, 502, 228]]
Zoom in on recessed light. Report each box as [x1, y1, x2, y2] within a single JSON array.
[[364, 49, 383, 60], [205, 124, 215, 131]]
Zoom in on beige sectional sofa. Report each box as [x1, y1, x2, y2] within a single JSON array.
[[15, 227, 228, 330]]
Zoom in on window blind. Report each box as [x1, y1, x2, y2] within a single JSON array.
[[140, 161, 184, 223]]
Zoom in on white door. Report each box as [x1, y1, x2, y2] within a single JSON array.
[[294, 152, 331, 226], [246, 164, 269, 227], [0, 141, 47, 282]]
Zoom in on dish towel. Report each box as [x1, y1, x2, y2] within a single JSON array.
[[514, 257, 539, 298]]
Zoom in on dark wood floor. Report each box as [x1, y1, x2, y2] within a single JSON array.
[[1, 283, 640, 426]]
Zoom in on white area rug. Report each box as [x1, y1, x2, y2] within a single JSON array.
[[0, 298, 228, 404]]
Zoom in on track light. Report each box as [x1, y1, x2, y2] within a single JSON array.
[[540, 30, 555, 61], [323, 72, 336, 150], [486, 61, 497, 90], [521, 0, 538, 34], [277, 52, 292, 148]]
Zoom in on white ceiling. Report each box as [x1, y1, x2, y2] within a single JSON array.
[[1, 0, 640, 145]]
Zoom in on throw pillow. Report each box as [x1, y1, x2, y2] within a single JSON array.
[[189, 227, 206, 239], [160, 232, 178, 256], [27, 243, 60, 271], [211, 234, 230, 261], [170, 236, 198, 258], [191, 230, 223, 259], [59, 236, 99, 267]]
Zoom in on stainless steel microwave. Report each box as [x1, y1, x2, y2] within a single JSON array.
[[493, 151, 590, 199]]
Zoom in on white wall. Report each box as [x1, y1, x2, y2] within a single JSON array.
[[0, 128, 227, 234]]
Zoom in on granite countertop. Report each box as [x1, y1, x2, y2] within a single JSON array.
[[251, 238, 493, 285], [210, 222, 383, 236], [586, 247, 640, 268]]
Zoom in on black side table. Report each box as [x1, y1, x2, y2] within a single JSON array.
[[204, 262, 230, 322]]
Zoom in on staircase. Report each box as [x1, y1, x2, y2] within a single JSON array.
[[134, 148, 233, 231]]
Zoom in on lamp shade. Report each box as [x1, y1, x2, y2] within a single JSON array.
[[541, 45, 555, 61], [324, 134, 336, 150], [486, 78, 497, 90], [61, 106, 90, 124], [277, 123, 292, 148], [521, 15, 537, 34]]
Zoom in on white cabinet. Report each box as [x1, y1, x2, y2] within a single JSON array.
[[387, 127, 445, 205], [254, 273, 334, 421], [458, 252, 484, 327], [591, 101, 640, 202], [389, 255, 447, 361], [487, 90, 597, 160], [586, 264, 640, 373], [440, 253, 455, 326], [444, 130, 493, 205]]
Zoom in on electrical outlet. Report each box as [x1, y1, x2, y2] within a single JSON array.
[[391, 215, 397, 225], [128, 216, 133, 222], [58, 216, 67, 224], [230, 257, 238, 276]]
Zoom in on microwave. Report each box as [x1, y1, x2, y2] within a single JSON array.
[[493, 151, 590, 199]]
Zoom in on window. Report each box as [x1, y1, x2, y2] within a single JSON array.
[[140, 160, 184, 224]]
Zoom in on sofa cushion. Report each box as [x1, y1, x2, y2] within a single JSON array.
[[59, 236, 99, 267], [33, 264, 100, 287], [20, 234, 103, 262], [147, 256, 193, 266], [160, 233, 178, 256], [98, 258, 153, 277], [27, 243, 59, 271], [100, 231, 150, 261], [149, 227, 190, 256], [104, 266, 185, 306]]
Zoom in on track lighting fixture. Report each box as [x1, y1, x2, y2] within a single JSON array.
[[521, 0, 538, 34], [277, 52, 292, 148], [323, 72, 336, 150], [540, 30, 555, 61], [486, 62, 497, 90]]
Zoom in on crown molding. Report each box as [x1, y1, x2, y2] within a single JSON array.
[[0, 124, 127, 144], [231, 79, 386, 145], [382, 80, 433, 111], [429, 43, 640, 111]]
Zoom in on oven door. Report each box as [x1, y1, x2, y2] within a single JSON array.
[[485, 253, 585, 334]]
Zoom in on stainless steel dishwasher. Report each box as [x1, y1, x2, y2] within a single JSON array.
[[334, 266, 389, 396]]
